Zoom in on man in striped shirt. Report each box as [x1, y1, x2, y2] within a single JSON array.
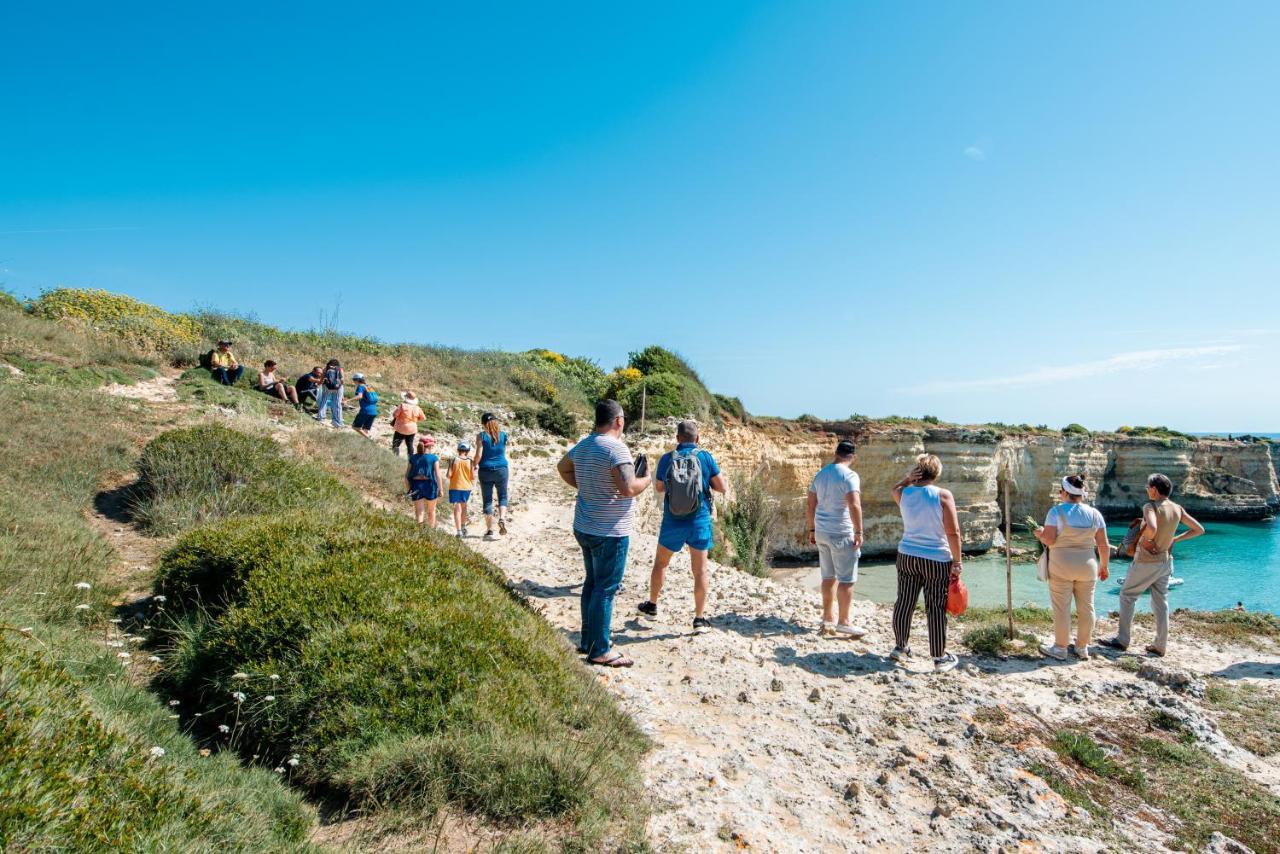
[[557, 399, 652, 667]]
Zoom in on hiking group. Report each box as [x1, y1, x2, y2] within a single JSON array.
[[207, 341, 509, 540], [557, 399, 1205, 672]]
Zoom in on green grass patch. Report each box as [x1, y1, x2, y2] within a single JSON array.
[[1178, 609, 1280, 647], [151, 510, 649, 840], [1205, 679, 1280, 757], [131, 424, 354, 535], [957, 605, 1054, 628], [961, 623, 1041, 658], [1025, 761, 1108, 819]]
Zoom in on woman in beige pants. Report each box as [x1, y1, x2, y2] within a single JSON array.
[[1033, 475, 1110, 661]]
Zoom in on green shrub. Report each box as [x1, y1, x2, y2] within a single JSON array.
[[510, 366, 559, 404], [616, 371, 710, 425], [536, 400, 578, 439], [717, 474, 776, 577], [1063, 423, 1090, 435], [961, 624, 1040, 657], [0, 289, 21, 312], [30, 288, 201, 356], [527, 350, 607, 400], [712, 394, 748, 421], [151, 511, 648, 829], [132, 424, 353, 535], [626, 345, 702, 383]]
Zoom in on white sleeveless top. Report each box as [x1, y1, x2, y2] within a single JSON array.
[[898, 485, 953, 563]]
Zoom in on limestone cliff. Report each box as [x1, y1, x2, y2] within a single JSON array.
[[681, 422, 1278, 558]]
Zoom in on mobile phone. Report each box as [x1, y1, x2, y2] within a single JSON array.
[[633, 452, 648, 477]]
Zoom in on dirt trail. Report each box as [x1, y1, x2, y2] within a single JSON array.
[[469, 455, 1280, 853]]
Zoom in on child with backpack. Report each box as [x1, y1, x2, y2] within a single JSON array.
[[405, 436, 441, 527], [447, 441, 475, 537], [636, 420, 726, 634], [315, 359, 345, 428], [349, 373, 379, 437]]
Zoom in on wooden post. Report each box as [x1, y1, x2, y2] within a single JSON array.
[[640, 381, 647, 432], [1004, 476, 1014, 639]]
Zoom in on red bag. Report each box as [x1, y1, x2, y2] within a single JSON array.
[[946, 575, 969, 617]]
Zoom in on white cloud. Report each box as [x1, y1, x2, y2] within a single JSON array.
[[963, 145, 986, 161], [899, 345, 1243, 394]]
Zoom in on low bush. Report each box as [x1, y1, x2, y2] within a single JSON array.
[[510, 365, 559, 404], [712, 393, 748, 422], [536, 399, 578, 438], [132, 424, 353, 535], [527, 350, 607, 400], [29, 288, 201, 356], [616, 370, 710, 425], [626, 345, 702, 383], [961, 624, 1040, 657], [1062, 423, 1091, 435], [150, 511, 648, 832], [717, 474, 776, 577]]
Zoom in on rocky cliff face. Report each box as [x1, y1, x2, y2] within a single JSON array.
[[689, 422, 1278, 558]]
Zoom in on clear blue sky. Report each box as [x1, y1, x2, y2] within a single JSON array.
[[3, 2, 1277, 431]]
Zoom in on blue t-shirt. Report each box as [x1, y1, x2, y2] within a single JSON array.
[[655, 443, 720, 528], [354, 384, 378, 415], [408, 453, 438, 482], [479, 431, 508, 470]]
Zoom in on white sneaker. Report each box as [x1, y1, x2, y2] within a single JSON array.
[[1069, 644, 1090, 661], [1040, 643, 1069, 661], [889, 646, 911, 662], [933, 653, 959, 673], [833, 623, 867, 639]]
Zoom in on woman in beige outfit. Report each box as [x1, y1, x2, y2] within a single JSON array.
[[1033, 475, 1110, 661]]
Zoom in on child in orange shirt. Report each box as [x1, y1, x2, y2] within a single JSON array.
[[447, 441, 475, 537]]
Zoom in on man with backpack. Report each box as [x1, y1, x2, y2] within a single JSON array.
[[637, 420, 726, 634]]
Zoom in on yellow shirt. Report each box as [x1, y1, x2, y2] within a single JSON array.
[[210, 349, 238, 368], [448, 458, 474, 490]]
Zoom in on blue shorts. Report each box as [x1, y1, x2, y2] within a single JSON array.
[[409, 480, 439, 501], [658, 519, 713, 553], [448, 489, 470, 504], [352, 412, 376, 430]]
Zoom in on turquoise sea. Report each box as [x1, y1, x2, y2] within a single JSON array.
[[782, 519, 1280, 615]]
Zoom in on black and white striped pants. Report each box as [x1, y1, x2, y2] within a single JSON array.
[[892, 552, 952, 659]]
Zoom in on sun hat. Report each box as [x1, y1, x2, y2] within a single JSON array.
[[402, 391, 416, 402]]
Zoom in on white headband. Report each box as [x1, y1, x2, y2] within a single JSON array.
[[1061, 476, 1086, 496]]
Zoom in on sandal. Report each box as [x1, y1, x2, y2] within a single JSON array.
[[499, 519, 508, 536], [588, 651, 633, 668]]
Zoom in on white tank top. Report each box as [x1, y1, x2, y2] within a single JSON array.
[[898, 485, 953, 563]]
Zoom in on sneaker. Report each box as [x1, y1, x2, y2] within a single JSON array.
[[637, 601, 658, 619], [1144, 645, 1166, 657], [889, 646, 911, 662], [1069, 644, 1090, 661], [483, 530, 495, 541], [1097, 637, 1128, 652], [461, 526, 469, 537], [692, 617, 712, 635], [498, 519, 508, 536], [455, 531, 463, 539], [933, 653, 959, 673], [1039, 643, 1069, 661], [833, 623, 867, 639]]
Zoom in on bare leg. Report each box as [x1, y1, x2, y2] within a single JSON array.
[[689, 548, 709, 618], [837, 582, 853, 626], [414, 498, 425, 524], [649, 545, 675, 604], [821, 578, 836, 624], [452, 502, 463, 533], [426, 500, 437, 527]]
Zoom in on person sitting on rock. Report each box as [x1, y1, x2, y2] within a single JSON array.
[[804, 438, 866, 639], [1099, 473, 1204, 657], [1032, 474, 1109, 661], [209, 340, 243, 385], [890, 453, 963, 673], [636, 420, 726, 635], [294, 366, 323, 411], [256, 360, 300, 407]]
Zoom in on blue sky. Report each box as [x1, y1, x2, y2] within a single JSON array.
[[3, 2, 1277, 431]]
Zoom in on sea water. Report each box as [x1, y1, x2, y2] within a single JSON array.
[[778, 518, 1280, 615]]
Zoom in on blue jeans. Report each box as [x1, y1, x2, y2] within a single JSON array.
[[315, 388, 343, 426], [575, 530, 629, 659], [479, 466, 509, 515], [212, 365, 243, 385]]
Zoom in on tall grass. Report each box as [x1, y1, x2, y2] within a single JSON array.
[[716, 474, 777, 577]]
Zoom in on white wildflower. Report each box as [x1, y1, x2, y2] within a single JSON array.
[[232, 672, 249, 680], [75, 582, 91, 590], [264, 695, 275, 702], [232, 691, 246, 703], [19, 627, 33, 634], [148, 655, 162, 662], [107, 641, 124, 648], [269, 674, 280, 681], [148, 746, 166, 758], [274, 766, 285, 774], [117, 652, 131, 660], [34, 591, 47, 596], [152, 595, 167, 603], [168, 699, 180, 706], [218, 724, 231, 733], [287, 757, 299, 767], [75, 604, 91, 611], [110, 618, 122, 624]]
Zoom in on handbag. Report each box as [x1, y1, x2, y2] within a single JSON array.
[[947, 575, 969, 616], [1036, 505, 1054, 581]]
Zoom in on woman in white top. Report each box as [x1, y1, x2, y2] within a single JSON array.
[[890, 453, 964, 673], [1033, 474, 1110, 661]]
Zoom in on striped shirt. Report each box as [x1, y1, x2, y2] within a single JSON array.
[[567, 432, 635, 537]]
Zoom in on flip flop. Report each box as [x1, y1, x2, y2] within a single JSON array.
[[588, 651, 633, 668]]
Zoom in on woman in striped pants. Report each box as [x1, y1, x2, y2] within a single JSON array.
[[890, 453, 964, 673]]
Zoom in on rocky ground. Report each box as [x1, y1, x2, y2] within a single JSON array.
[[469, 447, 1280, 853]]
